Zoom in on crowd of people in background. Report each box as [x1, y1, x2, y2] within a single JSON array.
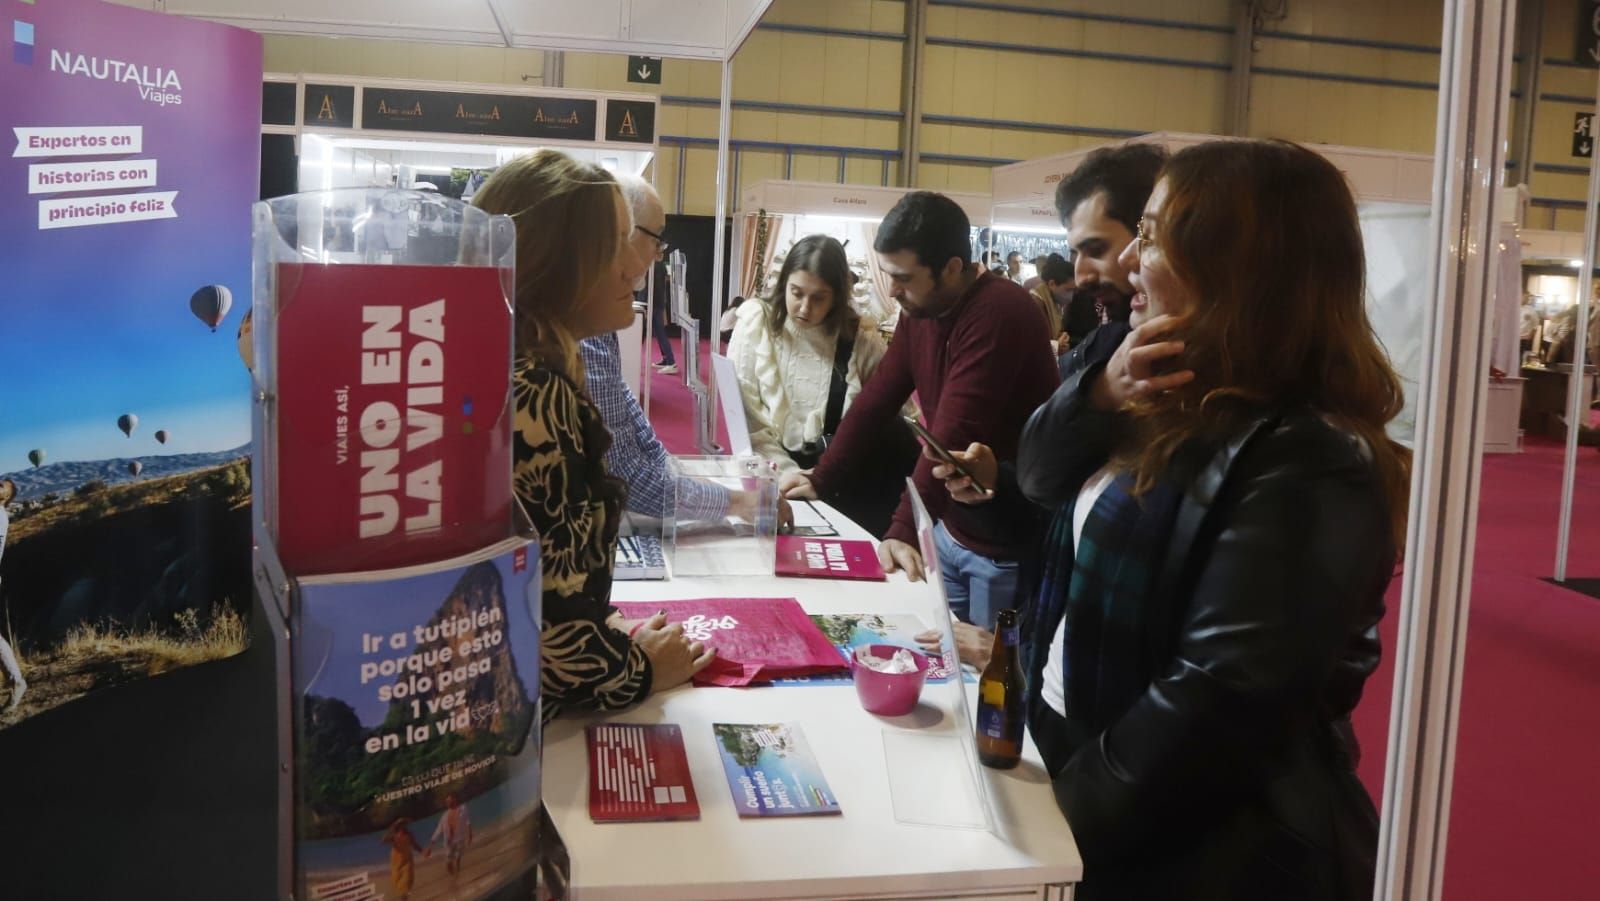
[[471, 135, 1411, 900]]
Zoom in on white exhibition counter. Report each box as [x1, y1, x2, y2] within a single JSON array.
[[542, 504, 1083, 900]]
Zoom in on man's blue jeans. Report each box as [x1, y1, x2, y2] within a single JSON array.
[[932, 521, 1023, 630]]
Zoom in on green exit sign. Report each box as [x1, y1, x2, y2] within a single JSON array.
[[628, 56, 662, 85]]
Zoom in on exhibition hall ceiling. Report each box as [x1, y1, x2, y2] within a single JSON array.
[[119, 0, 771, 59]]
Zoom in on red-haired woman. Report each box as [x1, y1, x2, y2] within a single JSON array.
[[935, 140, 1409, 900]]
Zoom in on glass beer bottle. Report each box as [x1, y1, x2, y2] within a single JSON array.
[[976, 609, 1023, 769]]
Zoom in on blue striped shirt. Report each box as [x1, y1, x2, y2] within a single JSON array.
[[579, 332, 729, 521]]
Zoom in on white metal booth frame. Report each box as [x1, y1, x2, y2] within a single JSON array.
[[163, 0, 1546, 896], [223, 2, 773, 895]]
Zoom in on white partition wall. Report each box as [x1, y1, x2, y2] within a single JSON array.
[[741, 180, 992, 228], [1522, 228, 1588, 263], [989, 202, 1065, 236], [991, 132, 1435, 443], [1361, 201, 1435, 441], [991, 132, 1433, 211]]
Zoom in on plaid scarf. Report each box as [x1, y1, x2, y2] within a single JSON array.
[[1025, 471, 1184, 744]]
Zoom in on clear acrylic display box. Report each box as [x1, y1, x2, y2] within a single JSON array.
[[663, 455, 779, 577], [249, 188, 517, 575]]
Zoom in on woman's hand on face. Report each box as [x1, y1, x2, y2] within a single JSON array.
[[928, 442, 997, 505], [1089, 314, 1196, 412], [633, 613, 717, 692]]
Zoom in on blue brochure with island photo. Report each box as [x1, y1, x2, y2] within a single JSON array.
[[712, 722, 841, 818]]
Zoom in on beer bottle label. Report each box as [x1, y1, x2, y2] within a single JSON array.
[[1001, 624, 1018, 646], [978, 705, 1007, 740]]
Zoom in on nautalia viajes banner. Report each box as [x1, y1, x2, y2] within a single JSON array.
[[0, 0, 262, 729]]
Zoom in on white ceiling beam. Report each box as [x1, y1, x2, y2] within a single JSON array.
[[484, 0, 515, 48]]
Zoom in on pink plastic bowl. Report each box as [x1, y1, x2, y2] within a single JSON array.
[[850, 644, 931, 716]]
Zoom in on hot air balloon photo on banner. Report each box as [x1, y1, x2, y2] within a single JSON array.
[[190, 285, 233, 332], [0, 0, 262, 731]]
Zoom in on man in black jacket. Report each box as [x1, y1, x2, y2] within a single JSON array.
[[915, 142, 1166, 667], [1055, 142, 1165, 376]]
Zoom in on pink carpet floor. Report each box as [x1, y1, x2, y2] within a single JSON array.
[[642, 336, 730, 455], [1353, 433, 1600, 900], [646, 339, 1600, 898]]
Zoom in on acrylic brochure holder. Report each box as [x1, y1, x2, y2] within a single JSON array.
[[251, 189, 558, 900], [709, 352, 754, 457], [663, 454, 780, 577], [664, 249, 718, 453], [880, 478, 997, 831]]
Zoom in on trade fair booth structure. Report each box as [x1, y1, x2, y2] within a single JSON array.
[[984, 164, 1070, 269], [261, 74, 661, 394], [991, 132, 1437, 444], [4, 2, 1548, 900], [1508, 228, 1594, 448], [1521, 227, 1591, 326], [734, 180, 993, 331], [985, 197, 1069, 269], [244, 6, 1085, 901], [710, 180, 993, 455], [274, 81, 659, 193], [162, 0, 773, 57], [193, 0, 770, 379]]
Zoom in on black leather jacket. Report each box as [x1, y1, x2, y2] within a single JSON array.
[[1015, 346, 1391, 901]]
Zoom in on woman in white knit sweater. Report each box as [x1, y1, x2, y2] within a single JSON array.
[[727, 235, 915, 533]]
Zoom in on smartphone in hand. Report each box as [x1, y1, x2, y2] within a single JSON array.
[[904, 417, 991, 494]]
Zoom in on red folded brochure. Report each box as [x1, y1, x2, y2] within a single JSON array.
[[586, 723, 699, 822], [611, 597, 846, 686], [774, 536, 886, 581]]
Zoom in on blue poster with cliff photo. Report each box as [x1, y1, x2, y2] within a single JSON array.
[[295, 537, 543, 901], [0, 0, 261, 730]]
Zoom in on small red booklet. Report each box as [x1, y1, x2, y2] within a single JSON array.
[[586, 723, 699, 822], [611, 597, 847, 686], [775, 536, 886, 581]]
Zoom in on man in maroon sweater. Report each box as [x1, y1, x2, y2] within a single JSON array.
[[780, 192, 1059, 628]]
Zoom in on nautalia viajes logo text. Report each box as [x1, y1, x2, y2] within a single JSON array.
[[45, 44, 184, 107]]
